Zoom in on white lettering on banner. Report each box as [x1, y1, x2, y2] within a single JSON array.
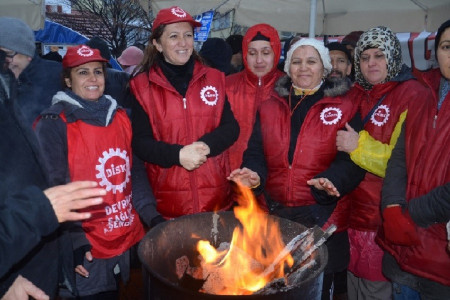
[[410, 32, 436, 71], [104, 194, 136, 233]]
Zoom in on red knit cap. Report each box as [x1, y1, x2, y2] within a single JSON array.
[[152, 6, 201, 31], [63, 45, 108, 68]]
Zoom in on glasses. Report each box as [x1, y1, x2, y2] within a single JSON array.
[[5, 51, 17, 58], [0, 50, 17, 58]]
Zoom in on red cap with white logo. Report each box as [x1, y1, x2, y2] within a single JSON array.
[[152, 6, 201, 31], [63, 45, 108, 68]]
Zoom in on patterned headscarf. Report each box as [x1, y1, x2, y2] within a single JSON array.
[[354, 26, 402, 90]]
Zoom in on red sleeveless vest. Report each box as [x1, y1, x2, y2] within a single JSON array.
[[64, 110, 144, 259], [130, 62, 233, 219]]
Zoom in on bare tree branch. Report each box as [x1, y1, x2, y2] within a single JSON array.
[[55, 0, 152, 57]]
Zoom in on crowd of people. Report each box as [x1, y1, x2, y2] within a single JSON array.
[[0, 5, 448, 300]]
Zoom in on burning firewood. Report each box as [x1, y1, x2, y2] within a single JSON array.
[[174, 224, 336, 295]]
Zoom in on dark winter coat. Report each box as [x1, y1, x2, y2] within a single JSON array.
[[104, 68, 133, 112], [16, 53, 62, 128], [0, 68, 60, 298], [34, 90, 149, 296]]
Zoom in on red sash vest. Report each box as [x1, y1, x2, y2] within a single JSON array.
[[64, 110, 144, 259]]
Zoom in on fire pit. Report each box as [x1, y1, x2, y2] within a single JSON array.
[[138, 211, 328, 299]]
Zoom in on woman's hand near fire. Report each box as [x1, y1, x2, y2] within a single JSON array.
[[179, 141, 210, 171], [307, 177, 341, 197], [228, 168, 260, 189]]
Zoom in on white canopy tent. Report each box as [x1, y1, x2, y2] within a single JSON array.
[[0, 0, 45, 30], [150, 0, 450, 35]]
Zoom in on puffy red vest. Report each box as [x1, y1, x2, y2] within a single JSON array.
[[226, 22, 284, 171], [377, 69, 450, 285], [130, 62, 232, 219], [345, 80, 429, 231], [226, 68, 284, 171], [259, 92, 358, 231], [65, 110, 144, 259]]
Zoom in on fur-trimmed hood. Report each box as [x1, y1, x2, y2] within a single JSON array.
[[274, 75, 352, 98]]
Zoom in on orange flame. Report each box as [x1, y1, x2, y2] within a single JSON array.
[[196, 184, 293, 295]]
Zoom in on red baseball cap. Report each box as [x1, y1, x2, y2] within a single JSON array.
[[152, 6, 201, 31], [63, 45, 108, 68]]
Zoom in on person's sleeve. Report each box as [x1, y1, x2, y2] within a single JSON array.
[[312, 112, 366, 204], [380, 123, 408, 210], [34, 116, 70, 186], [350, 110, 407, 177], [198, 97, 240, 157], [409, 183, 450, 227], [241, 113, 267, 195], [34, 116, 91, 258], [131, 98, 183, 167], [131, 153, 163, 227], [0, 186, 58, 278]]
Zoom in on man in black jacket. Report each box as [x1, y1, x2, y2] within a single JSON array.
[[0, 17, 62, 128], [0, 45, 106, 298]]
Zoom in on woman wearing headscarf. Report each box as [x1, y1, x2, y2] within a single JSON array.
[[226, 23, 284, 171], [229, 38, 365, 299], [130, 6, 239, 220], [335, 26, 431, 298], [375, 19, 450, 299]]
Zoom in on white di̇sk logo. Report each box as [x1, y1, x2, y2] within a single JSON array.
[[96, 148, 131, 193], [371, 104, 390, 127], [77, 45, 94, 57], [200, 85, 219, 106], [320, 107, 343, 125], [171, 7, 187, 18]]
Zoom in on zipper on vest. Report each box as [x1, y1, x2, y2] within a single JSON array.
[[433, 114, 437, 128], [258, 77, 262, 87], [183, 97, 187, 109]]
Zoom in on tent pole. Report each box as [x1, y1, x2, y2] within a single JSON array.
[[309, 0, 317, 37]]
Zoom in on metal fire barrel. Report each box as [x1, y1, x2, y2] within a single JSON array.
[[138, 211, 328, 300]]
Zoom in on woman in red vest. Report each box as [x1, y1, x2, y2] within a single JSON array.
[[335, 26, 432, 299], [34, 45, 145, 299], [376, 19, 450, 299], [229, 37, 365, 299], [129, 6, 239, 220], [225, 23, 284, 171]]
